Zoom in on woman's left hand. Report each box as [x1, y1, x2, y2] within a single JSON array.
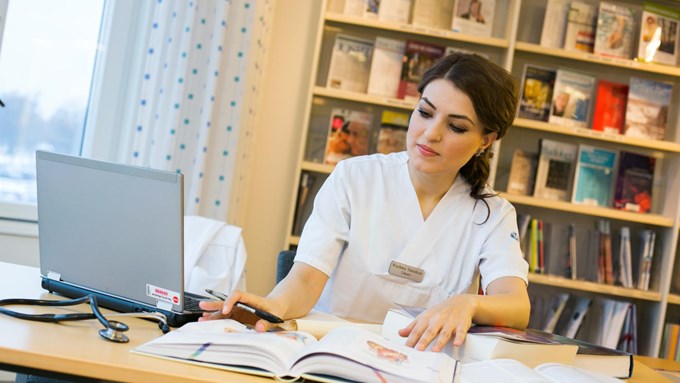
[[397, 294, 477, 352]]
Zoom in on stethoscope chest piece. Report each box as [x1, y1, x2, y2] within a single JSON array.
[[98, 320, 129, 343]]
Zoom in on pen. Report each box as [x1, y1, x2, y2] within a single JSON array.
[[204, 288, 284, 324]]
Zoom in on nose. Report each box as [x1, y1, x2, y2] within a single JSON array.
[[424, 119, 444, 143]]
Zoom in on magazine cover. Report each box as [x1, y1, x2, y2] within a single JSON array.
[[548, 69, 596, 129], [594, 2, 636, 59], [376, 110, 409, 154], [324, 108, 374, 165], [378, 0, 413, 23], [326, 34, 374, 94], [507, 149, 539, 196], [411, 0, 455, 30], [540, 0, 571, 49], [518, 64, 557, 122], [367, 37, 406, 98], [397, 40, 445, 102], [637, 2, 680, 65], [563, 1, 598, 53], [533, 139, 578, 202], [571, 145, 618, 207], [591, 80, 629, 134], [623, 76, 673, 141], [613, 151, 655, 213], [451, 0, 496, 37]]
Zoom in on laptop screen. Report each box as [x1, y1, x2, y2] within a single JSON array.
[[36, 151, 185, 311]]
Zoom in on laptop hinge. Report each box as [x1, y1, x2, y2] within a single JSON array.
[[156, 301, 173, 311], [46, 271, 62, 281]]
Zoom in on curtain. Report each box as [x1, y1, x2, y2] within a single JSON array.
[[125, 0, 273, 224]]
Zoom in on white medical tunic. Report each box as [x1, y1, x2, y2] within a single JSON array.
[[295, 152, 528, 323]]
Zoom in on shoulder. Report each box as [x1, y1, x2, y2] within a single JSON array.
[[334, 152, 407, 176], [471, 186, 517, 222]]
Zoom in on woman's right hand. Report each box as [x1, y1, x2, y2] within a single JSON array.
[[198, 290, 284, 332]]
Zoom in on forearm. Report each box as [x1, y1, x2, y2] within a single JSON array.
[[468, 289, 530, 329], [267, 262, 329, 319]]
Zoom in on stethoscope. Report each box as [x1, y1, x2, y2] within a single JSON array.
[[0, 295, 170, 343]]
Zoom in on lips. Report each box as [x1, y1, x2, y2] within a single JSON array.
[[417, 144, 439, 156]]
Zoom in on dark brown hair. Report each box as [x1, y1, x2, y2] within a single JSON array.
[[417, 52, 518, 220]]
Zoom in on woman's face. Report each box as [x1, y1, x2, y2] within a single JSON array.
[[406, 79, 494, 178]]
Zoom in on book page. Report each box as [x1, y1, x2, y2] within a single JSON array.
[[535, 363, 623, 382], [461, 359, 550, 382]]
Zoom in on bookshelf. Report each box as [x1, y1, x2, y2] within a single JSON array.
[[285, 0, 680, 358]]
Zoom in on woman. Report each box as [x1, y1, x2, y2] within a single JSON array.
[[200, 53, 530, 353]]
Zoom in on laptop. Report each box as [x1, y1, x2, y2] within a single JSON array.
[[36, 150, 207, 327]]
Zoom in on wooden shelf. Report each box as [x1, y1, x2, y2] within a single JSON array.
[[515, 42, 680, 78], [325, 12, 509, 48], [668, 293, 680, 306], [504, 194, 674, 227], [528, 273, 662, 301], [313, 86, 415, 110], [513, 118, 680, 154]]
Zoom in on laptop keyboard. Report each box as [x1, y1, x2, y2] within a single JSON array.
[[183, 292, 208, 312]]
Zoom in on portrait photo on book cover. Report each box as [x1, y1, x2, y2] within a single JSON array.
[[324, 113, 371, 165], [457, 0, 487, 23]]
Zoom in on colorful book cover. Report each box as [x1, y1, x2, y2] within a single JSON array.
[[563, 1, 598, 53], [593, 2, 636, 59], [367, 37, 406, 98], [324, 108, 374, 165], [397, 40, 445, 102], [451, 0, 496, 37], [591, 80, 629, 135], [533, 139, 578, 202], [326, 34, 374, 94], [548, 69, 596, 129], [623, 76, 673, 141], [613, 151, 655, 213], [571, 145, 618, 207], [376, 110, 409, 154], [637, 2, 680, 65], [518, 64, 557, 122]]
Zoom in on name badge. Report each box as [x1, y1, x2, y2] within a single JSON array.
[[388, 260, 425, 283]]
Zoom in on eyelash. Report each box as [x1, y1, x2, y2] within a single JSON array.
[[417, 108, 466, 133]]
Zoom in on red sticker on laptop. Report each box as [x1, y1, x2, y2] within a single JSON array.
[[146, 284, 180, 305]]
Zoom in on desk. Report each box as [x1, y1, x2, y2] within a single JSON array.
[[0, 261, 672, 382]]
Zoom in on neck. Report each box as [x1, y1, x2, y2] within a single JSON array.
[[408, 165, 458, 221]]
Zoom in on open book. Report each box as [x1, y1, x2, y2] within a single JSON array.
[[133, 319, 457, 383], [462, 358, 622, 382]]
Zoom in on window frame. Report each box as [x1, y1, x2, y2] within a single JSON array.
[[0, 0, 152, 234]]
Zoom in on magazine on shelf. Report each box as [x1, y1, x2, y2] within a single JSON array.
[[571, 145, 618, 207], [376, 110, 409, 154], [623, 76, 673, 141], [554, 296, 592, 339], [323, 108, 374, 165], [593, 2, 636, 59], [613, 150, 655, 213], [533, 139, 578, 202], [326, 34, 374, 94], [637, 2, 680, 65], [548, 69, 596, 129], [506, 149, 538, 196], [378, 0, 413, 23], [367, 37, 406, 98], [411, 0, 455, 30], [518, 64, 557, 122], [397, 40, 445, 102], [451, 0, 495, 37], [540, 0, 571, 49], [591, 80, 629, 135], [563, 1, 598, 53], [133, 319, 457, 383]]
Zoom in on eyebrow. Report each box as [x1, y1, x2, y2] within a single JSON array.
[[421, 97, 475, 125]]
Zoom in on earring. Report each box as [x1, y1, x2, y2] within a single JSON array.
[[475, 148, 485, 158]]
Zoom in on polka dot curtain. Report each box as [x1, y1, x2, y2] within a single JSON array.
[[127, 0, 273, 223]]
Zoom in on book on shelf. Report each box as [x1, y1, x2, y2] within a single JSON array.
[[636, 229, 656, 291], [366, 37, 406, 98], [617, 304, 637, 355], [613, 150, 655, 213], [542, 293, 570, 333], [376, 110, 409, 154], [451, 0, 495, 37], [323, 108, 374, 165], [597, 219, 614, 285], [591, 80, 629, 135], [377, 0, 412, 23], [617, 227, 634, 288], [383, 305, 633, 378], [543, 221, 572, 279], [292, 172, 318, 237], [623, 76, 673, 141], [540, 0, 571, 49], [411, 0, 455, 30], [593, 2, 636, 59], [573, 226, 602, 283], [554, 296, 592, 339], [506, 148, 538, 196], [517, 213, 532, 256], [563, 1, 598, 53], [548, 68, 596, 129], [397, 40, 445, 103], [461, 358, 623, 383], [517, 64, 557, 122], [660, 323, 680, 360], [133, 318, 457, 383], [533, 139, 578, 202], [578, 298, 631, 351], [443, 46, 491, 60], [326, 34, 374, 94], [571, 145, 618, 208], [637, 2, 680, 66]]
